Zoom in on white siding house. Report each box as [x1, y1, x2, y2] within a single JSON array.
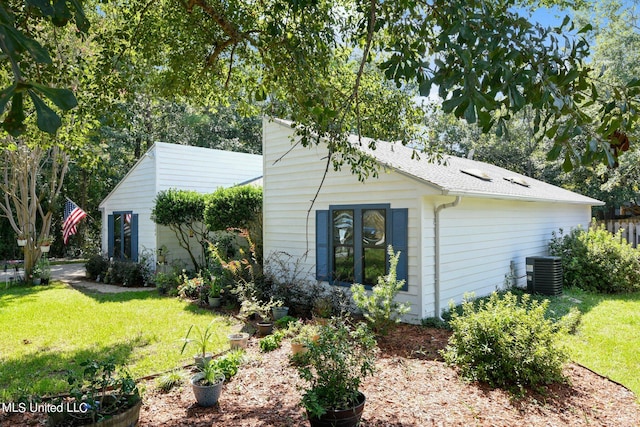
[[262, 118, 603, 323], [99, 142, 262, 267]]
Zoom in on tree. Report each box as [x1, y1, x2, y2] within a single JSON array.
[[151, 189, 209, 271], [5, 0, 640, 178], [117, 0, 638, 177], [0, 2, 87, 135], [0, 136, 69, 278]]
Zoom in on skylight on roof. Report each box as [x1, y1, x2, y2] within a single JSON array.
[[503, 177, 530, 187], [460, 168, 491, 181]]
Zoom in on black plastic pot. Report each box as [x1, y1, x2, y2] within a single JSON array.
[[307, 392, 366, 427]]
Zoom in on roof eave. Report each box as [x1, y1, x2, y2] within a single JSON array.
[[440, 188, 605, 206]]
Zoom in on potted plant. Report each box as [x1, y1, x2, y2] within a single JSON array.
[[290, 323, 320, 356], [38, 236, 52, 253], [31, 263, 42, 285], [48, 359, 141, 427], [295, 318, 377, 427], [16, 233, 27, 247], [181, 321, 217, 368], [208, 278, 222, 308], [312, 296, 334, 325], [272, 301, 289, 321], [154, 272, 175, 295], [190, 359, 225, 407], [36, 257, 51, 285], [240, 297, 281, 336], [157, 245, 168, 264]]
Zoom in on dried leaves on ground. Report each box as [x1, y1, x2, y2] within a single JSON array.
[[3, 324, 639, 426]]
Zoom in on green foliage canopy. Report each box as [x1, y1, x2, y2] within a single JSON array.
[[152, 189, 208, 270], [549, 225, 640, 293], [204, 185, 262, 232], [5, 0, 640, 178]]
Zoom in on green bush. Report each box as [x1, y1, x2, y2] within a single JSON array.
[[204, 185, 262, 232], [259, 331, 285, 352], [211, 350, 245, 380], [109, 260, 146, 287], [85, 254, 109, 280], [442, 292, 567, 394], [549, 225, 640, 293]]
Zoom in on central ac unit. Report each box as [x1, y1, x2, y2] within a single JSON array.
[[525, 256, 563, 296]]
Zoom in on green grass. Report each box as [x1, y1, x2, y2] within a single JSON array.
[[551, 288, 640, 397], [0, 282, 238, 401]]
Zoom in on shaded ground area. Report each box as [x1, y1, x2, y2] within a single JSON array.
[[0, 261, 154, 293], [2, 325, 639, 426], [138, 323, 639, 427]]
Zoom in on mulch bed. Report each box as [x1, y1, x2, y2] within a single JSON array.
[[3, 324, 639, 426]]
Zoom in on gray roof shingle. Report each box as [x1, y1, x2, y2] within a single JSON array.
[[348, 134, 603, 205]]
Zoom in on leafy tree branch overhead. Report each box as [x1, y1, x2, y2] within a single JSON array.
[[0, 1, 88, 135], [2, 0, 639, 175]]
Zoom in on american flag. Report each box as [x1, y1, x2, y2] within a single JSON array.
[[63, 199, 87, 244], [124, 213, 132, 236]]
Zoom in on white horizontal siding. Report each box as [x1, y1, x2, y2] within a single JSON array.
[[155, 142, 262, 192], [434, 197, 591, 314], [101, 142, 263, 263], [100, 155, 157, 256], [263, 119, 424, 322]]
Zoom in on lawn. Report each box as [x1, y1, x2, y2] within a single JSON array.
[[0, 282, 238, 401], [551, 288, 640, 397]]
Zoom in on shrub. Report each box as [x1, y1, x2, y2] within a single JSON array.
[[442, 292, 567, 394], [154, 271, 180, 295], [85, 254, 109, 280], [296, 318, 377, 417], [259, 331, 285, 352], [352, 246, 410, 335], [109, 260, 146, 287], [204, 185, 262, 232], [151, 189, 209, 271], [211, 350, 245, 380], [549, 225, 640, 293], [177, 272, 208, 300]]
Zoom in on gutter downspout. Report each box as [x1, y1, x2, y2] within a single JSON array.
[[434, 196, 462, 320]]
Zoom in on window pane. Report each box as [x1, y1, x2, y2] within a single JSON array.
[[113, 214, 122, 259], [123, 213, 132, 259], [333, 210, 354, 245], [363, 247, 386, 285], [334, 246, 355, 283], [362, 209, 385, 247]]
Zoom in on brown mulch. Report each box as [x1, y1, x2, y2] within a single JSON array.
[[3, 324, 639, 426]]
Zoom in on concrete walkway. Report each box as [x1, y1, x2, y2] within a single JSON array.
[[1, 261, 155, 293]]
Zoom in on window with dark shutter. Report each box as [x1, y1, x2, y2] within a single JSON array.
[[316, 205, 408, 290]]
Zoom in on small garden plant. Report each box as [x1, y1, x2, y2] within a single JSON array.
[[352, 246, 410, 335], [296, 318, 377, 417], [211, 350, 245, 380], [53, 359, 140, 424], [442, 292, 568, 395], [259, 331, 285, 352]]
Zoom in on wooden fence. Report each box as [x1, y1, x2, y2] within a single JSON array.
[[597, 219, 640, 248]]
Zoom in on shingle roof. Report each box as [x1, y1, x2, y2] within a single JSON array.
[[349, 134, 603, 205]]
